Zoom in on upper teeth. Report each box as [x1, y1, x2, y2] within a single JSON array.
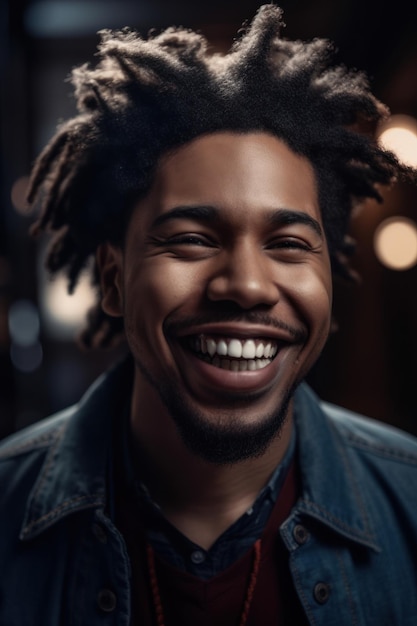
[[195, 336, 278, 359]]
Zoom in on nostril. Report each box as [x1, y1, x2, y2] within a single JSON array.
[[206, 273, 280, 309]]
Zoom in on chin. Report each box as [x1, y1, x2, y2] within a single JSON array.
[[162, 385, 294, 465]]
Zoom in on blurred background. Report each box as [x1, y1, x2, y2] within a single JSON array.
[[1, 0, 417, 439]]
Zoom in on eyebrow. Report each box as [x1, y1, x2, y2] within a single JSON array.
[[150, 205, 323, 238], [150, 205, 218, 229], [267, 208, 323, 238]]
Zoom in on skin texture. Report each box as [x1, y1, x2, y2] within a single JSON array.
[[98, 131, 333, 547]]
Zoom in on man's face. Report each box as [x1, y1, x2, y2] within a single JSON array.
[[101, 132, 332, 462]]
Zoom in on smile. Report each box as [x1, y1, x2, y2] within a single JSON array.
[[189, 335, 279, 372]]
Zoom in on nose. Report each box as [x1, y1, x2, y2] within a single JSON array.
[[206, 242, 280, 309]]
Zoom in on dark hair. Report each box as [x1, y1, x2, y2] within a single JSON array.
[[27, 4, 412, 348]]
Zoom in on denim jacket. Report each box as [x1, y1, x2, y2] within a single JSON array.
[[1, 359, 417, 625]]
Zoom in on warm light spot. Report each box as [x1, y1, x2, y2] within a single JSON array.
[[378, 115, 417, 167], [11, 176, 31, 213], [374, 217, 417, 270], [40, 271, 97, 338]]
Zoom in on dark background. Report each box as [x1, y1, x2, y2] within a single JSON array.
[[1, 0, 417, 439]]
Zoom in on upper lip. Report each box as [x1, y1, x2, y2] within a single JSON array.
[[174, 322, 304, 343]]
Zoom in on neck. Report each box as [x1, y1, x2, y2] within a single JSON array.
[[129, 372, 294, 549]]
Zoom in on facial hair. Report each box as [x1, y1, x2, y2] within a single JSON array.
[[134, 356, 294, 465]]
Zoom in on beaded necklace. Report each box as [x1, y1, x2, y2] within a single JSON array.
[[146, 538, 262, 626]]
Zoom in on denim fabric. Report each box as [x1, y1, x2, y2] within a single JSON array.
[[1, 358, 417, 625]]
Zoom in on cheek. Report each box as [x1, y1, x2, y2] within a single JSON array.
[[124, 259, 204, 326], [287, 267, 333, 336], [284, 268, 332, 381]]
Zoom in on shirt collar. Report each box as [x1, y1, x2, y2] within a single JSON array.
[[20, 357, 133, 540]]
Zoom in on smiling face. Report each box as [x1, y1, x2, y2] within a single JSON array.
[[100, 132, 332, 463]]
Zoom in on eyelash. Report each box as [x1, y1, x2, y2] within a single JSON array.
[[158, 234, 215, 247], [153, 234, 315, 255], [267, 238, 312, 251]]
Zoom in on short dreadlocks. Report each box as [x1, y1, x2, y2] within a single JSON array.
[[27, 4, 411, 348]]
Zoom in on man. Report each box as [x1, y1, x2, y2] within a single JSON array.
[[1, 4, 417, 625]]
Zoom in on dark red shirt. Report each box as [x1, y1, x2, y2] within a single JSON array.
[[116, 456, 307, 625]]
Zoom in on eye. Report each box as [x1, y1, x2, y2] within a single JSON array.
[[265, 236, 320, 263], [267, 237, 312, 251], [148, 231, 219, 260], [167, 233, 214, 247]]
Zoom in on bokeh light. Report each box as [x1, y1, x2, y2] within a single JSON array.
[[10, 176, 30, 214], [40, 270, 97, 339], [8, 299, 40, 346], [8, 299, 43, 373], [374, 217, 417, 270], [378, 114, 417, 168]]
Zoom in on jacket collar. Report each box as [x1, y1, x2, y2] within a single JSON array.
[[20, 357, 133, 540], [21, 360, 379, 551], [293, 384, 380, 552]]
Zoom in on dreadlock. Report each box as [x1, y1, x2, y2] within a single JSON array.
[[27, 4, 412, 348]]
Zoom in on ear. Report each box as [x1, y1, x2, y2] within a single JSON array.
[[96, 243, 124, 317]]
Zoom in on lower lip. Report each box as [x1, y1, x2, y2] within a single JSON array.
[[177, 345, 292, 394]]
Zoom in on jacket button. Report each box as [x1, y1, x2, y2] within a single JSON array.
[[97, 589, 117, 612], [190, 550, 206, 564], [313, 582, 331, 604], [293, 524, 309, 545]]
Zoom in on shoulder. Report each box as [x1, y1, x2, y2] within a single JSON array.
[[321, 399, 417, 465], [296, 382, 417, 464], [318, 397, 417, 516], [0, 355, 131, 465], [295, 383, 417, 511], [294, 384, 417, 564]]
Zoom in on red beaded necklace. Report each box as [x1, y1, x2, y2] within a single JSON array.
[[146, 538, 262, 626]]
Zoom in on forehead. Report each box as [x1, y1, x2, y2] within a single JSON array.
[[137, 131, 321, 226]]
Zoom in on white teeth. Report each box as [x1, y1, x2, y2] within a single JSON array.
[[204, 355, 273, 371], [217, 340, 228, 356], [255, 343, 264, 358], [193, 335, 279, 368], [228, 339, 242, 358], [207, 338, 217, 356], [242, 340, 256, 359]]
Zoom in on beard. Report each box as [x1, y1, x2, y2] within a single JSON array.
[[134, 355, 294, 465]]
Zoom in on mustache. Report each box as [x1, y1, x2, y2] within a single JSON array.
[[164, 311, 307, 342]]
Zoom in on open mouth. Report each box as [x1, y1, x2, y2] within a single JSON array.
[[187, 334, 280, 372]]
